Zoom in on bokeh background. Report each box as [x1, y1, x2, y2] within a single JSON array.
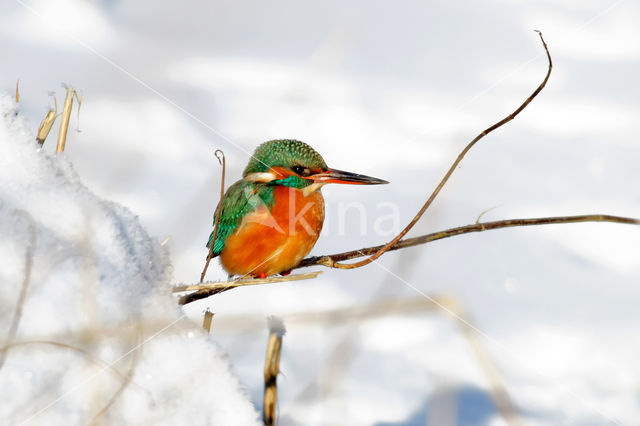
[[2, 0, 640, 424]]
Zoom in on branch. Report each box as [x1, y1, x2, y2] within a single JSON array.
[[175, 272, 322, 305], [295, 214, 639, 269], [327, 30, 552, 269], [178, 214, 638, 305]]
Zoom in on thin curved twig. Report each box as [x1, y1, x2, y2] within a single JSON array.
[[327, 30, 552, 269], [295, 214, 638, 269], [89, 338, 141, 425], [200, 149, 226, 282], [0, 210, 36, 372], [0, 340, 150, 397]]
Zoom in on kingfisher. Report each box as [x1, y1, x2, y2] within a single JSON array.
[[207, 139, 388, 278]]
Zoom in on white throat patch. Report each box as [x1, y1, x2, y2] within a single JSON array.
[[302, 182, 325, 196]]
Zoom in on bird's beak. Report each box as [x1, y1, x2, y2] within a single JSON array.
[[312, 168, 389, 185]]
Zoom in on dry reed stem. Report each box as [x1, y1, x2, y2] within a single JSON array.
[[37, 109, 57, 146], [15, 79, 20, 103], [25, 297, 456, 339], [201, 150, 226, 282], [208, 297, 445, 333], [293, 254, 417, 405], [176, 272, 322, 305], [438, 296, 522, 426], [288, 292, 520, 424], [13, 319, 195, 349], [15, 297, 432, 345], [263, 317, 285, 426], [202, 309, 214, 333], [56, 88, 73, 152], [56, 87, 81, 153]]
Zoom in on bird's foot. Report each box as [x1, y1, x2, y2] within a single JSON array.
[[280, 269, 292, 276]]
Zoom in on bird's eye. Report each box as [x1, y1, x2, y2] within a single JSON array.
[[292, 165, 311, 177]]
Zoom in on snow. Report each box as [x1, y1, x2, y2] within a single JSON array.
[[0, 95, 259, 425]]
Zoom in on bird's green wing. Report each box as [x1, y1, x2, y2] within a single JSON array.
[[206, 180, 274, 256]]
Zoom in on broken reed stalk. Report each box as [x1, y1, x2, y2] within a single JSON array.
[[15, 79, 20, 103], [37, 106, 58, 146], [202, 309, 214, 333], [294, 214, 639, 269], [200, 149, 226, 282], [323, 30, 552, 270], [263, 317, 286, 426]]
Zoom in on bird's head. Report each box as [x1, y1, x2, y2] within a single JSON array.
[[243, 139, 388, 191]]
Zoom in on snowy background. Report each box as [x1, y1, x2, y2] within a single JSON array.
[[1, 0, 640, 425]]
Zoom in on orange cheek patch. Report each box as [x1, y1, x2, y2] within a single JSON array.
[[270, 166, 294, 180]]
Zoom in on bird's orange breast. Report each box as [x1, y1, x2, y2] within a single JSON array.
[[219, 185, 325, 277]]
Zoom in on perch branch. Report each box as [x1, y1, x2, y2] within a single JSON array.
[[200, 149, 226, 282], [176, 271, 323, 305], [295, 214, 639, 269], [326, 30, 552, 269]]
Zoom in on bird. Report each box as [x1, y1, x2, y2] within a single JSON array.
[[206, 139, 388, 278]]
